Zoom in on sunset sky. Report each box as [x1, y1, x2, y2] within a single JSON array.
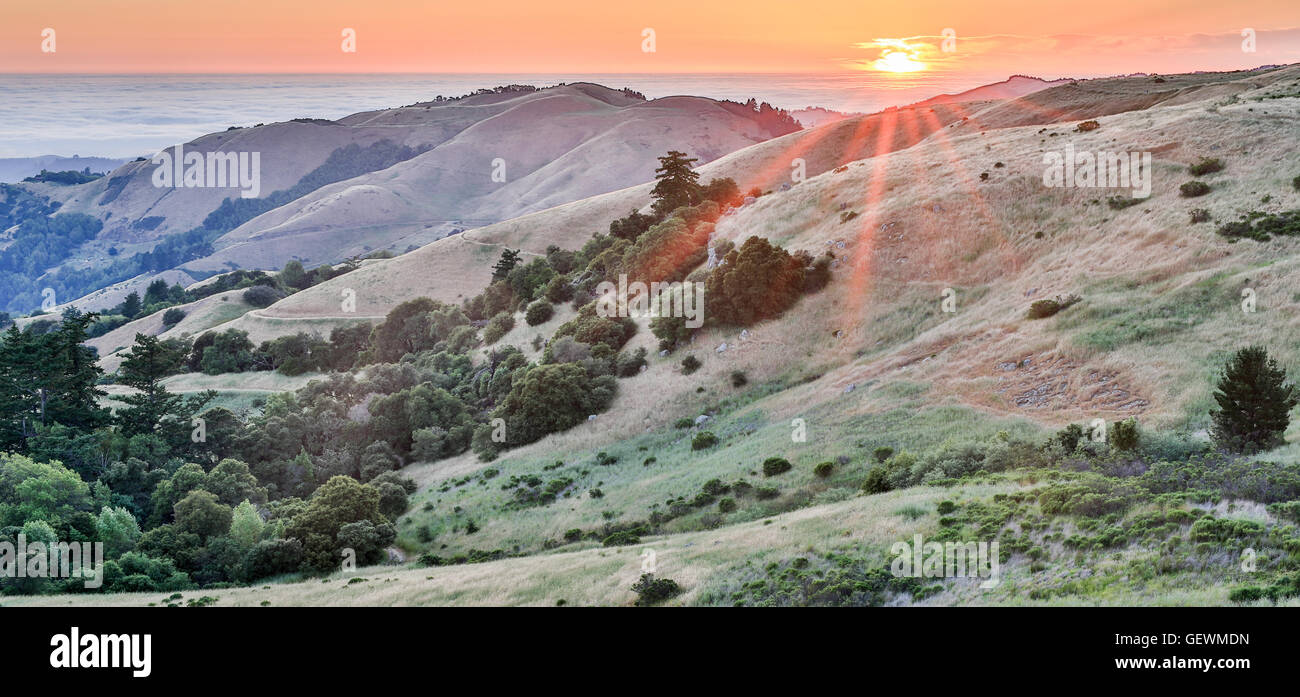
[[1, 0, 1297, 76]]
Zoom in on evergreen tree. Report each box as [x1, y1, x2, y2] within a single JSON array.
[[0, 309, 107, 450], [116, 333, 189, 437], [142, 279, 170, 308], [121, 291, 142, 319], [492, 248, 521, 281], [1210, 346, 1298, 453], [650, 151, 702, 218]]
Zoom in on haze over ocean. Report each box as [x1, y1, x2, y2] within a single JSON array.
[[0, 71, 1024, 158]]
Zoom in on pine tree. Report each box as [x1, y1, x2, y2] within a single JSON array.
[[121, 291, 142, 319], [116, 333, 188, 437], [650, 150, 702, 218], [492, 248, 521, 281], [1210, 346, 1298, 453]]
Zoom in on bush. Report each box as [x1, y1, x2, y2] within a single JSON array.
[[691, 431, 719, 450], [730, 370, 747, 387], [1190, 208, 1210, 224], [161, 308, 186, 327], [1294, 174, 1300, 191], [242, 284, 285, 308], [872, 447, 894, 464], [813, 462, 833, 478], [755, 486, 780, 500], [861, 466, 890, 494], [1179, 181, 1211, 198], [615, 347, 647, 377], [631, 574, 682, 606], [704, 236, 807, 326], [602, 530, 641, 547], [681, 355, 701, 374], [524, 300, 554, 326], [1108, 417, 1140, 451], [1188, 157, 1224, 176], [482, 312, 515, 345], [762, 457, 792, 477], [718, 497, 737, 513], [1026, 294, 1080, 319]]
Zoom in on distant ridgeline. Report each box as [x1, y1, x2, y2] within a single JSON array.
[[2, 139, 430, 315]]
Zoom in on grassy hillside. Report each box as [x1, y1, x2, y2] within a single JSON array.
[[25, 65, 1300, 607]]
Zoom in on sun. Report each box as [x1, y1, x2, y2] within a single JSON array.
[[874, 49, 926, 73]]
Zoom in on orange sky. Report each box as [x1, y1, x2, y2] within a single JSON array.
[[2, 0, 1298, 75]]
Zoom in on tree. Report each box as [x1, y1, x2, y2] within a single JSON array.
[[492, 249, 522, 281], [199, 329, 255, 374], [229, 499, 265, 550], [0, 309, 108, 449], [116, 333, 188, 437], [284, 476, 389, 573], [278, 260, 308, 289], [1210, 346, 1298, 453], [95, 506, 141, 558], [173, 489, 233, 541], [650, 151, 702, 218], [121, 291, 142, 319], [704, 236, 807, 326], [142, 279, 170, 308]]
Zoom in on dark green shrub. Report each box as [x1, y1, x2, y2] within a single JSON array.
[[1228, 586, 1264, 603], [482, 312, 515, 344], [524, 300, 554, 326], [673, 417, 693, 429], [730, 370, 747, 387], [1108, 417, 1140, 451], [161, 308, 186, 326], [681, 355, 701, 374], [602, 530, 641, 547], [631, 574, 682, 606], [861, 466, 890, 494], [563, 528, 583, 542], [1179, 181, 1211, 197], [1188, 157, 1224, 176], [755, 486, 780, 500], [936, 500, 957, 514], [872, 447, 894, 464], [242, 284, 285, 308], [1190, 208, 1210, 224], [813, 462, 833, 478], [691, 431, 719, 450], [718, 497, 737, 513], [762, 457, 792, 477]]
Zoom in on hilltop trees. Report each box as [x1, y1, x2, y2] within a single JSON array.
[[1210, 346, 1298, 453]]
